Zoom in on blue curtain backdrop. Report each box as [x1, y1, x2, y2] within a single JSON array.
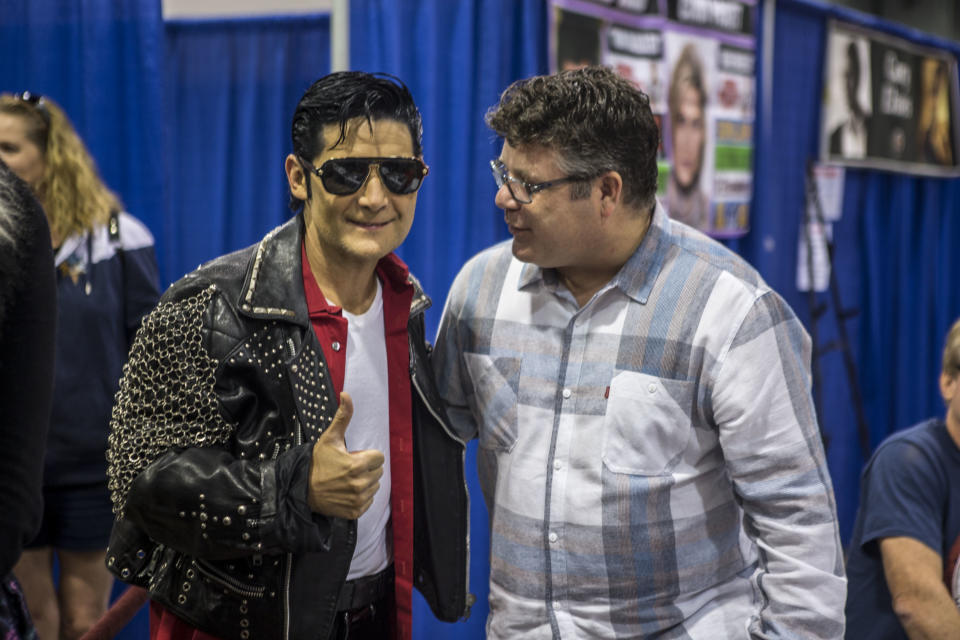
[[0, 0, 166, 259], [162, 14, 331, 284], [2, 0, 960, 638]]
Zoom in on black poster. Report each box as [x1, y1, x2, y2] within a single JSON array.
[[821, 21, 959, 175]]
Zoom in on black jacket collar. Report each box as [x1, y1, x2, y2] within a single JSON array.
[[237, 215, 309, 326]]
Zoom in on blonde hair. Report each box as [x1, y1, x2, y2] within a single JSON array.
[[0, 93, 122, 242], [943, 318, 960, 379]]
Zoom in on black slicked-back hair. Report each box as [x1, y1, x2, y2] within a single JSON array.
[[288, 71, 423, 212]]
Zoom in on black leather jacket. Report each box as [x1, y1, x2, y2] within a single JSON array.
[[105, 216, 471, 640]]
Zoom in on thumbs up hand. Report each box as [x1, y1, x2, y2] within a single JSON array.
[[307, 392, 386, 520]]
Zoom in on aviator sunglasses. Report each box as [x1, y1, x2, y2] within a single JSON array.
[[300, 156, 429, 196]]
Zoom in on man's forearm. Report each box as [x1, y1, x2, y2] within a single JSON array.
[[894, 590, 960, 640], [882, 536, 960, 640]]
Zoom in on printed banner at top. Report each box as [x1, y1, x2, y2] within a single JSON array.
[[820, 20, 960, 176], [666, 0, 755, 37], [580, 0, 661, 16], [549, 0, 755, 238]]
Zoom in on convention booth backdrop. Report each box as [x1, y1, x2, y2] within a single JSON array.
[[2, 0, 960, 638]]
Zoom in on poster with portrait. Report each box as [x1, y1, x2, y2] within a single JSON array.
[[821, 20, 960, 176], [549, 0, 757, 238]]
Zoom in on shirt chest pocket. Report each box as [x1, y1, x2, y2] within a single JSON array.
[[602, 371, 695, 476]]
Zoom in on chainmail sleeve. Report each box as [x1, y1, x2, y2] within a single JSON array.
[[107, 284, 235, 517]]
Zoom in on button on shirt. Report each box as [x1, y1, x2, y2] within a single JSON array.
[[433, 202, 845, 639]]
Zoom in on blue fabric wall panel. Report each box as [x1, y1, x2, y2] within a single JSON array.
[[748, 0, 826, 309], [162, 16, 330, 284], [0, 0, 166, 275], [857, 172, 957, 440]]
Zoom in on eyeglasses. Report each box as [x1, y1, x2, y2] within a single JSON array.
[[300, 156, 428, 196], [490, 159, 585, 204], [14, 91, 51, 128]]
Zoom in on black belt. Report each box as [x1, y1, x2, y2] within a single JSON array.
[[337, 565, 394, 612]]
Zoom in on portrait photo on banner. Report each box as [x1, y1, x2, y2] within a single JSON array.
[[821, 20, 960, 176], [548, 0, 755, 238]]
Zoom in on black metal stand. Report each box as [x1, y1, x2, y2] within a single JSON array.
[[802, 160, 871, 459]]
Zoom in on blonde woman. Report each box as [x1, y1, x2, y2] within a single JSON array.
[[0, 93, 160, 640]]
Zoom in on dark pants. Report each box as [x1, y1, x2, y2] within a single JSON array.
[[331, 566, 394, 640]]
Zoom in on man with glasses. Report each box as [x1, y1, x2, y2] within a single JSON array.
[[105, 71, 471, 640], [434, 66, 845, 639]]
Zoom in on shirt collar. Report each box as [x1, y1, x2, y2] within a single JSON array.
[[300, 241, 412, 319]]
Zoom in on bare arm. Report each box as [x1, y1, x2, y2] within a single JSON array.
[[881, 536, 960, 640]]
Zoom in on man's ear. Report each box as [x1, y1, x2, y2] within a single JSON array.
[[598, 170, 624, 217], [285, 154, 309, 201]]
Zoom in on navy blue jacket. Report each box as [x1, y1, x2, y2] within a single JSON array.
[[47, 212, 160, 487]]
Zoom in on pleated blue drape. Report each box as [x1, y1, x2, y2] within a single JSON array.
[[162, 15, 331, 283], [0, 0, 166, 269]]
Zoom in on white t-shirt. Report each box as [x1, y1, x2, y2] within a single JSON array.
[[340, 278, 392, 580]]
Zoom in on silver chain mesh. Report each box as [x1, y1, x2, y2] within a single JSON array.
[[107, 285, 234, 517]]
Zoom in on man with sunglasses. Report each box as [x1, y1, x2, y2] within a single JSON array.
[[433, 66, 845, 639], [105, 71, 472, 640]]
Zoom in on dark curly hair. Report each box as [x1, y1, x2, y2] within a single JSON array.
[[485, 66, 659, 210], [289, 71, 423, 211]]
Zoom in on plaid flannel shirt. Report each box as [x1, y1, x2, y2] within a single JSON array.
[[434, 202, 846, 639]]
